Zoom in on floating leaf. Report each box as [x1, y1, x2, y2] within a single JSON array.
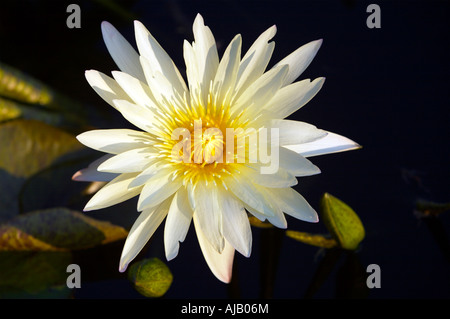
[[128, 258, 173, 298], [286, 230, 337, 249], [0, 97, 21, 122], [0, 119, 82, 178], [0, 225, 63, 251], [0, 62, 90, 130], [0, 251, 72, 297], [320, 193, 365, 250], [0, 207, 128, 251], [0, 62, 52, 106], [18, 152, 95, 213]]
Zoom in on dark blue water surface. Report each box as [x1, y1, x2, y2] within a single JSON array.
[[0, 0, 448, 299]]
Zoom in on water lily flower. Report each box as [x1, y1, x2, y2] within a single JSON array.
[[73, 14, 359, 283]]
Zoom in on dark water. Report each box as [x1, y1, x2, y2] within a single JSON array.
[[0, 0, 449, 299]]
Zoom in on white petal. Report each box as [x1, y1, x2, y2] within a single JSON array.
[[220, 192, 252, 257], [111, 99, 155, 132], [128, 162, 165, 189], [72, 154, 118, 182], [278, 147, 321, 176], [85, 70, 132, 109], [164, 187, 193, 261], [263, 77, 325, 118], [139, 56, 179, 105], [234, 25, 276, 100], [183, 40, 199, 96], [137, 171, 182, 211], [232, 64, 288, 116], [76, 129, 152, 154], [212, 34, 242, 105], [274, 39, 323, 86], [134, 20, 188, 96], [284, 131, 361, 157], [189, 181, 224, 253], [191, 14, 219, 104], [269, 187, 318, 223], [119, 197, 171, 272], [101, 21, 146, 82], [271, 119, 327, 146], [225, 174, 275, 217], [194, 213, 235, 283], [240, 164, 297, 188], [111, 71, 158, 109], [84, 173, 142, 211], [244, 186, 288, 229], [97, 147, 157, 173]]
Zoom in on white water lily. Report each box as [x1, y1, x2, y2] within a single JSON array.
[[73, 14, 359, 283]]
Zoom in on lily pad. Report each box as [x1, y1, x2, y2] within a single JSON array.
[[0, 62, 52, 107], [1, 207, 128, 251], [0, 251, 72, 298], [0, 119, 83, 178]]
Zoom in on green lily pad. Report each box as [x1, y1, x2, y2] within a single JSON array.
[[0, 119, 83, 178], [1, 207, 128, 251], [128, 258, 173, 298], [0, 62, 52, 107], [0, 97, 21, 122], [0, 251, 72, 298]]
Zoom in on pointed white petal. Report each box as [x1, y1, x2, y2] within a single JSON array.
[[76, 129, 152, 154], [183, 40, 199, 95], [72, 154, 118, 182], [164, 187, 193, 261], [232, 64, 288, 116], [134, 20, 188, 95], [127, 162, 165, 189], [271, 119, 327, 146], [101, 21, 146, 82], [97, 147, 157, 173], [278, 147, 321, 176], [284, 132, 361, 157], [220, 192, 252, 257], [111, 71, 158, 108], [270, 187, 318, 223], [263, 77, 325, 118], [139, 56, 180, 105], [213, 34, 242, 105], [194, 213, 235, 283], [240, 165, 297, 188], [234, 25, 276, 99], [84, 173, 142, 211], [137, 171, 182, 211], [189, 181, 224, 253], [225, 174, 275, 217], [274, 39, 323, 86], [111, 99, 155, 132], [244, 191, 288, 229], [192, 13, 219, 104], [119, 198, 171, 272], [85, 70, 132, 109]]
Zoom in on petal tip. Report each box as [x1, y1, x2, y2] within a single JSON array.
[[118, 263, 128, 273], [72, 170, 83, 181]]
